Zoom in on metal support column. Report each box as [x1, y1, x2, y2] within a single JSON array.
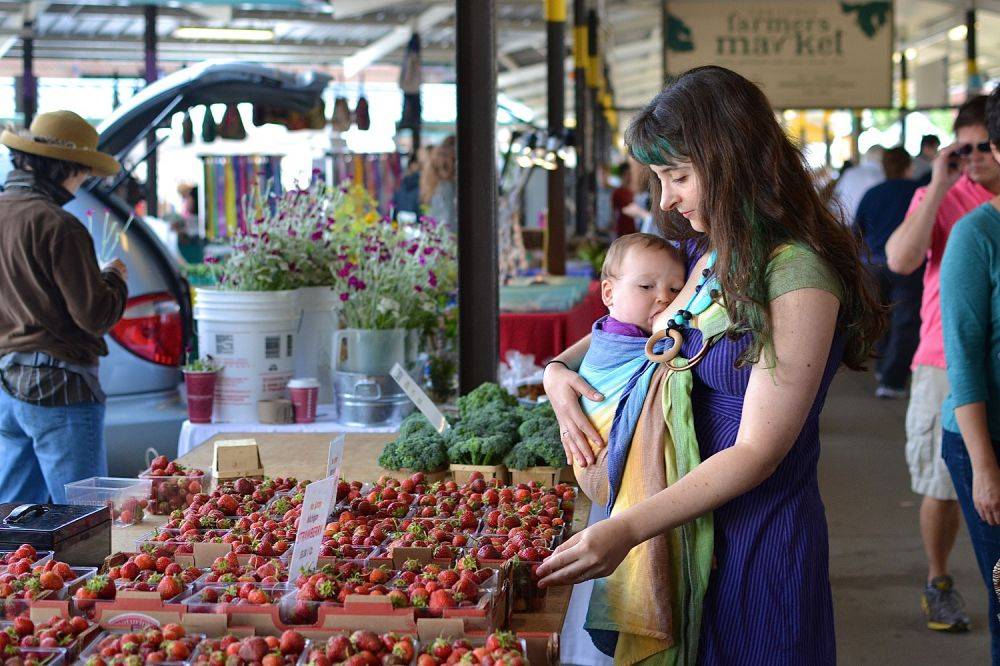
[[899, 54, 908, 144], [144, 4, 158, 216], [661, 0, 669, 85], [573, 0, 590, 235], [545, 0, 566, 275], [586, 9, 599, 230], [456, 0, 498, 392], [20, 18, 36, 127], [965, 8, 980, 96]]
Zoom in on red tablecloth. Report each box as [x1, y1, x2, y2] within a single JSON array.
[[499, 281, 607, 364]]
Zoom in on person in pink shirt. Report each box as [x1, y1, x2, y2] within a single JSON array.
[[886, 94, 1000, 633]]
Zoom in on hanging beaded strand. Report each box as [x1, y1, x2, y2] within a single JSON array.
[[666, 250, 721, 332]]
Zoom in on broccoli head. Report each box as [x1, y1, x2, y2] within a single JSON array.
[[517, 415, 560, 442], [398, 412, 437, 438], [456, 382, 517, 418], [503, 436, 567, 469], [447, 433, 514, 466], [378, 429, 449, 472]]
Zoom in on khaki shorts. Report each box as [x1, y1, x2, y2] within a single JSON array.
[[905, 365, 957, 500]]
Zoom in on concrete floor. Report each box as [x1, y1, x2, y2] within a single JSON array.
[[822, 368, 991, 664]]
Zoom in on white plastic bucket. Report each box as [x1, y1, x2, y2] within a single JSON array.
[[294, 286, 338, 404], [194, 288, 301, 423]]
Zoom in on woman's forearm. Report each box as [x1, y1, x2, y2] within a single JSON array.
[[619, 443, 776, 545], [551, 333, 592, 371], [955, 402, 998, 474]]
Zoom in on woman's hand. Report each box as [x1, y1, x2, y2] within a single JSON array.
[[542, 362, 605, 466], [972, 465, 1000, 526], [535, 517, 635, 588]]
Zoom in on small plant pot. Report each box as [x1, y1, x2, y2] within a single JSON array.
[[183, 370, 218, 424]]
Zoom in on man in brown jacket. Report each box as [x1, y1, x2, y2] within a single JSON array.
[[0, 111, 127, 504]]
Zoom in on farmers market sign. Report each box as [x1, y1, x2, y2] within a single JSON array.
[[665, 1, 893, 108]]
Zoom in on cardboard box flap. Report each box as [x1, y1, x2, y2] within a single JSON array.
[[191, 542, 234, 568], [390, 547, 434, 569], [343, 595, 393, 611], [183, 612, 228, 637], [416, 618, 466, 642], [213, 439, 265, 478]]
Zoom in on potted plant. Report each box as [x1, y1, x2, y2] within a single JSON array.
[[193, 179, 336, 422], [181, 353, 222, 424], [330, 184, 456, 376]]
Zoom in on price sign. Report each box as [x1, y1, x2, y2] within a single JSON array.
[[287, 475, 336, 578], [390, 363, 450, 433], [327, 434, 345, 479]]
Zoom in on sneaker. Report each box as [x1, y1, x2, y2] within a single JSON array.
[[922, 575, 971, 632], [876, 385, 908, 400]]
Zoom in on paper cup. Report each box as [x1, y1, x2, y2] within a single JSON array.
[[184, 371, 217, 424], [288, 377, 320, 423]]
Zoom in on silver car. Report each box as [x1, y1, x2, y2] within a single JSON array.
[[1, 61, 329, 475]]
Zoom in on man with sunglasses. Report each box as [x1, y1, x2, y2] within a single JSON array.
[[886, 95, 1000, 634]]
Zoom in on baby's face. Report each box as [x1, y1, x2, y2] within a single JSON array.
[[602, 246, 686, 333]]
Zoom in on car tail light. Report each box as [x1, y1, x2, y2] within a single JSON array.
[[110, 292, 183, 366]]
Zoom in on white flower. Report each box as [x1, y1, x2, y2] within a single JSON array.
[[377, 297, 400, 315]]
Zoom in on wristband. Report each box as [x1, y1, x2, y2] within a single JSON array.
[[544, 359, 571, 372]]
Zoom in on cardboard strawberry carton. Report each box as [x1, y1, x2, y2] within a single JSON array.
[[78, 625, 204, 665], [0, 645, 67, 666], [414, 621, 529, 666], [299, 630, 417, 666], [189, 632, 313, 666], [0, 616, 100, 659], [179, 583, 290, 615]]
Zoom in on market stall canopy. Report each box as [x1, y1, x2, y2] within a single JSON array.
[[97, 60, 330, 159]]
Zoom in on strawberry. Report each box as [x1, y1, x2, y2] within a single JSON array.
[[279, 630, 305, 655], [156, 575, 183, 600], [351, 631, 382, 654], [38, 571, 63, 591], [428, 589, 455, 609], [12, 617, 34, 637], [325, 635, 352, 661], [430, 638, 451, 660], [452, 577, 478, 600], [485, 631, 517, 652]]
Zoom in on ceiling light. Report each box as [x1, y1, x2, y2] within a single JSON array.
[[904, 48, 917, 60], [948, 25, 967, 41], [173, 27, 275, 42]]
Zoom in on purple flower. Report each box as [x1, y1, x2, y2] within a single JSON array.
[[287, 229, 298, 237], [428, 270, 438, 288], [311, 231, 323, 241], [339, 292, 349, 302], [205, 256, 219, 264], [337, 264, 353, 278], [414, 285, 423, 293], [348, 276, 361, 289]]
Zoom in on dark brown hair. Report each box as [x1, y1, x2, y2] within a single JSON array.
[[625, 65, 885, 370], [954, 95, 988, 132], [882, 147, 912, 180], [9, 147, 89, 184], [987, 86, 1000, 148]]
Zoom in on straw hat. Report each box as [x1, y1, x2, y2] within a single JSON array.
[[1, 111, 120, 177]]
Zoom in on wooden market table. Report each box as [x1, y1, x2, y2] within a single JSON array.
[[110, 432, 589, 637]]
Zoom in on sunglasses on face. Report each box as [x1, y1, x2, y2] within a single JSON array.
[[954, 142, 992, 157]]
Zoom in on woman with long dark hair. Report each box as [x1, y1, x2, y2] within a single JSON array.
[[537, 66, 885, 663]]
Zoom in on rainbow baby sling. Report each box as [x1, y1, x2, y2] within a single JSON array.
[[573, 304, 726, 666]]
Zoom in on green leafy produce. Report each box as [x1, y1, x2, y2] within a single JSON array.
[[378, 426, 449, 472], [448, 434, 514, 466], [456, 382, 518, 419], [503, 436, 567, 469]]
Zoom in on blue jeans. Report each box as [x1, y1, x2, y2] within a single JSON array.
[[942, 429, 1000, 665], [0, 389, 107, 504]]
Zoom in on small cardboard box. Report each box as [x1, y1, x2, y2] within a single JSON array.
[[449, 464, 509, 485], [378, 468, 450, 484], [213, 439, 265, 481], [511, 466, 566, 488]]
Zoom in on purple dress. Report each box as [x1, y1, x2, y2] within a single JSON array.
[[681, 243, 841, 665]]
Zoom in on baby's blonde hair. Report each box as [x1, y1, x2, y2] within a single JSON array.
[[601, 233, 683, 281]]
